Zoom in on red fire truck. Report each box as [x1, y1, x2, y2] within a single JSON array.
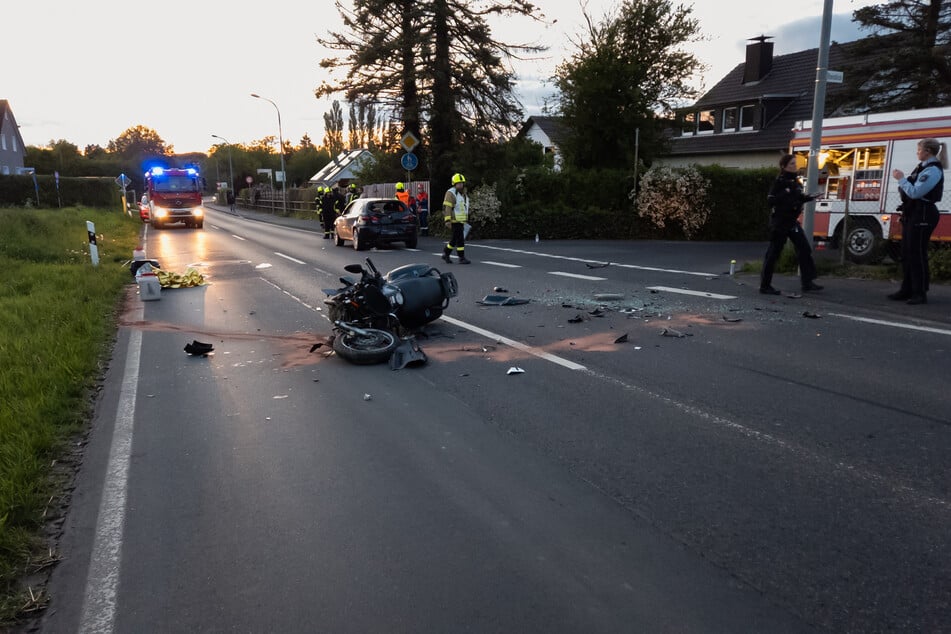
[[790, 107, 950, 263], [144, 167, 204, 229]]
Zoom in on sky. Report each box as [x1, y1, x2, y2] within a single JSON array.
[[2, 0, 883, 155]]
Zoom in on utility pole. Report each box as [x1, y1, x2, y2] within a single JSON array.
[[802, 0, 834, 244], [211, 134, 234, 192], [251, 94, 287, 215]]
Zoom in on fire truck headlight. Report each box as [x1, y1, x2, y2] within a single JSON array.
[[194, 208, 204, 217], [153, 207, 168, 219]]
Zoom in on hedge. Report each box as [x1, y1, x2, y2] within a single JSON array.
[[0, 175, 119, 209]]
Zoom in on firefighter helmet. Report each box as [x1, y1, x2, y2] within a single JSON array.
[[395, 182, 405, 191], [348, 183, 357, 191], [451, 173, 466, 185]]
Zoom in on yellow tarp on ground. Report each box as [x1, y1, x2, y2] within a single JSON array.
[[155, 267, 208, 288]]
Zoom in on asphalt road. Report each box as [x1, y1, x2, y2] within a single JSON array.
[[40, 204, 951, 633]]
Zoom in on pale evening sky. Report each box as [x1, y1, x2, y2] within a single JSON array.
[[2, 1, 881, 155]]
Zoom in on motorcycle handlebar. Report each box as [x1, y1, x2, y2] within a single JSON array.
[[365, 257, 381, 277]]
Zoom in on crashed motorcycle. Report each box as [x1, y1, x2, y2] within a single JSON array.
[[323, 258, 458, 365]]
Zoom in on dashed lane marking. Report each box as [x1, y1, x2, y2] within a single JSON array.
[[549, 271, 607, 282], [231, 234, 246, 241], [482, 261, 522, 268], [646, 286, 737, 300], [274, 252, 306, 265]]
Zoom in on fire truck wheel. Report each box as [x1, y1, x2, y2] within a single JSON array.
[[844, 221, 884, 264]]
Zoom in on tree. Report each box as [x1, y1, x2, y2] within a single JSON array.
[[287, 146, 331, 187], [834, 0, 951, 112], [83, 144, 106, 159], [554, 0, 703, 169], [323, 100, 346, 156], [107, 125, 172, 159], [298, 134, 315, 150], [316, 0, 546, 192]]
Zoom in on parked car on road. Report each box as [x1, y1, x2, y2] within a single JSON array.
[[334, 198, 418, 250]]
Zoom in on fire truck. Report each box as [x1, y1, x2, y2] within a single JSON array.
[[143, 167, 204, 229], [790, 107, 950, 263]]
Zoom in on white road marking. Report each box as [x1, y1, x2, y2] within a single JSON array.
[[404, 248, 420, 252], [440, 315, 587, 371], [830, 313, 951, 337], [274, 252, 306, 265], [467, 244, 717, 277], [209, 224, 221, 230], [79, 327, 142, 632], [549, 271, 607, 281], [260, 277, 319, 311], [647, 286, 737, 300], [482, 261, 522, 268], [313, 266, 335, 277], [231, 234, 246, 241]]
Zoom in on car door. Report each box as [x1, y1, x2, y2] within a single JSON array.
[[338, 200, 362, 240]]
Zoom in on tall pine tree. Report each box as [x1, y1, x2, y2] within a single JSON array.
[[835, 0, 951, 112]]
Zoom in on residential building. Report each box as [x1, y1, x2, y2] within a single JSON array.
[[308, 149, 375, 187], [517, 116, 566, 169], [0, 100, 26, 175]]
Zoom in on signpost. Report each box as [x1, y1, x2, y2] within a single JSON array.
[[54, 171, 61, 208], [115, 173, 132, 216]]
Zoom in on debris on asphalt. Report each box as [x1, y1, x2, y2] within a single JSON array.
[[614, 333, 629, 343], [594, 293, 624, 301], [477, 294, 530, 306], [390, 338, 428, 370], [568, 314, 587, 323], [585, 262, 610, 269], [493, 286, 508, 292], [722, 316, 743, 323], [158, 267, 208, 288], [660, 327, 693, 338], [589, 308, 606, 317], [506, 367, 525, 375], [363, 393, 372, 401], [184, 340, 214, 355], [785, 293, 803, 299], [802, 311, 822, 319]]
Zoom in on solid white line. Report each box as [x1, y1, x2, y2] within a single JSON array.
[[404, 248, 420, 252], [467, 244, 717, 277], [549, 271, 607, 281], [647, 285, 737, 300], [260, 277, 319, 312], [440, 315, 587, 371], [830, 312, 951, 336], [231, 234, 246, 241], [482, 261, 522, 268], [79, 328, 142, 633], [274, 251, 306, 265]]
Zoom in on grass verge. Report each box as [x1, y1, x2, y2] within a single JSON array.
[[0, 207, 140, 625]]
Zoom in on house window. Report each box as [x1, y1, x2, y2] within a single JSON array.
[[0, 134, 6, 151], [12, 136, 16, 153], [680, 112, 697, 136], [1, 165, 9, 175], [740, 105, 756, 130], [722, 107, 738, 132], [697, 110, 716, 134]]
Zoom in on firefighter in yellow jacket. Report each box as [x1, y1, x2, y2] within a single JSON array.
[[442, 173, 470, 264]]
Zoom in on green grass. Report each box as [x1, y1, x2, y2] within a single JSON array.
[[738, 244, 949, 283], [0, 207, 140, 623]]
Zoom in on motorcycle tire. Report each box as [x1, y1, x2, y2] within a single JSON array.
[[332, 328, 399, 365]]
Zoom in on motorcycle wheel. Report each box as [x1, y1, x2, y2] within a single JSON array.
[[332, 328, 399, 365]]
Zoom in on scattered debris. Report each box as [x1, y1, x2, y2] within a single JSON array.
[[184, 340, 214, 355], [594, 293, 624, 301], [634, 346, 643, 351], [649, 289, 659, 294], [614, 333, 629, 343], [561, 303, 574, 309], [363, 393, 372, 401], [477, 294, 530, 306], [482, 345, 497, 353], [660, 327, 693, 338], [785, 293, 802, 299], [568, 314, 587, 324], [802, 311, 821, 319], [459, 372, 470, 377], [390, 338, 428, 370], [273, 395, 289, 399], [722, 316, 743, 323], [506, 367, 525, 375], [585, 261, 610, 269], [158, 267, 207, 288], [493, 286, 508, 292], [589, 308, 606, 317]]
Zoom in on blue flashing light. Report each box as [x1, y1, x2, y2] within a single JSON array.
[[186, 168, 198, 176], [150, 167, 165, 176]]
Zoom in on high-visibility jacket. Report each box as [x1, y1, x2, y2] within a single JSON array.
[[396, 190, 411, 206], [443, 188, 468, 223]]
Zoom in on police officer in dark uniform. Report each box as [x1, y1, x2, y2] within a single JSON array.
[[889, 137, 945, 305], [760, 153, 823, 294]]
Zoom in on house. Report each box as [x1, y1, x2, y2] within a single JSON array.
[[663, 36, 855, 169], [0, 100, 26, 176], [517, 116, 566, 169], [308, 148, 375, 187]]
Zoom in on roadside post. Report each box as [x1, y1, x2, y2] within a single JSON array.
[[115, 173, 132, 216], [86, 220, 99, 267], [54, 171, 61, 208]]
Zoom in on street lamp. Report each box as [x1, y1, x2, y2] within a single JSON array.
[[211, 134, 234, 192], [250, 93, 287, 215]]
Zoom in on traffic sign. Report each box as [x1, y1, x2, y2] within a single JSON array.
[[826, 69, 844, 83], [401, 152, 419, 171], [400, 131, 420, 153], [115, 173, 131, 188], [246, 176, 254, 184]]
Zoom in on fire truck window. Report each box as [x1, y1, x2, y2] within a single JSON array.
[[809, 146, 885, 201]]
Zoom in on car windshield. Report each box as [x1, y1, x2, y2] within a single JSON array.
[[365, 201, 406, 215], [152, 176, 199, 193]]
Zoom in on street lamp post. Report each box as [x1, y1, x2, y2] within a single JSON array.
[[211, 134, 234, 192], [250, 93, 287, 215]]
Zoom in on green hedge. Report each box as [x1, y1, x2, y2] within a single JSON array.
[[695, 165, 774, 242], [0, 175, 119, 208]]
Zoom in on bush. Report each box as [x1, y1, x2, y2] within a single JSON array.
[[929, 245, 951, 282], [634, 165, 712, 238]]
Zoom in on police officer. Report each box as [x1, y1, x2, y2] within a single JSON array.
[[760, 153, 823, 294], [889, 137, 945, 305], [319, 186, 336, 239], [442, 173, 470, 264]]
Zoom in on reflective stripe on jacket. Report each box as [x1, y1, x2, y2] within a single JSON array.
[[443, 188, 468, 223]]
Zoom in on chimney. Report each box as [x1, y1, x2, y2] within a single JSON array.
[[743, 35, 774, 84]]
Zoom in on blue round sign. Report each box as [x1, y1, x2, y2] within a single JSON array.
[[401, 152, 419, 171]]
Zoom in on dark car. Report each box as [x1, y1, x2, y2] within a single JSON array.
[[334, 198, 418, 250]]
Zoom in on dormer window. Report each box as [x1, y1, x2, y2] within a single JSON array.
[[740, 105, 756, 130], [698, 110, 716, 135], [722, 107, 738, 133]]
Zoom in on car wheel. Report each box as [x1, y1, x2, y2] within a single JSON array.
[[353, 232, 369, 251], [334, 232, 345, 246]]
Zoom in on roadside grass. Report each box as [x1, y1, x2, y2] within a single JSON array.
[[0, 207, 140, 624], [740, 244, 919, 282]]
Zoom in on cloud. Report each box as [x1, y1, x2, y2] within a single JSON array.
[[772, 12, 867, 54]]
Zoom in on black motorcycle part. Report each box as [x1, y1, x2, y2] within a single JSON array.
[[386, 263, 436, 281], [332, 328, 399, 365]]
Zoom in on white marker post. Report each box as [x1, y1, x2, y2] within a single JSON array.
[[86, 220, 99, 267]]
